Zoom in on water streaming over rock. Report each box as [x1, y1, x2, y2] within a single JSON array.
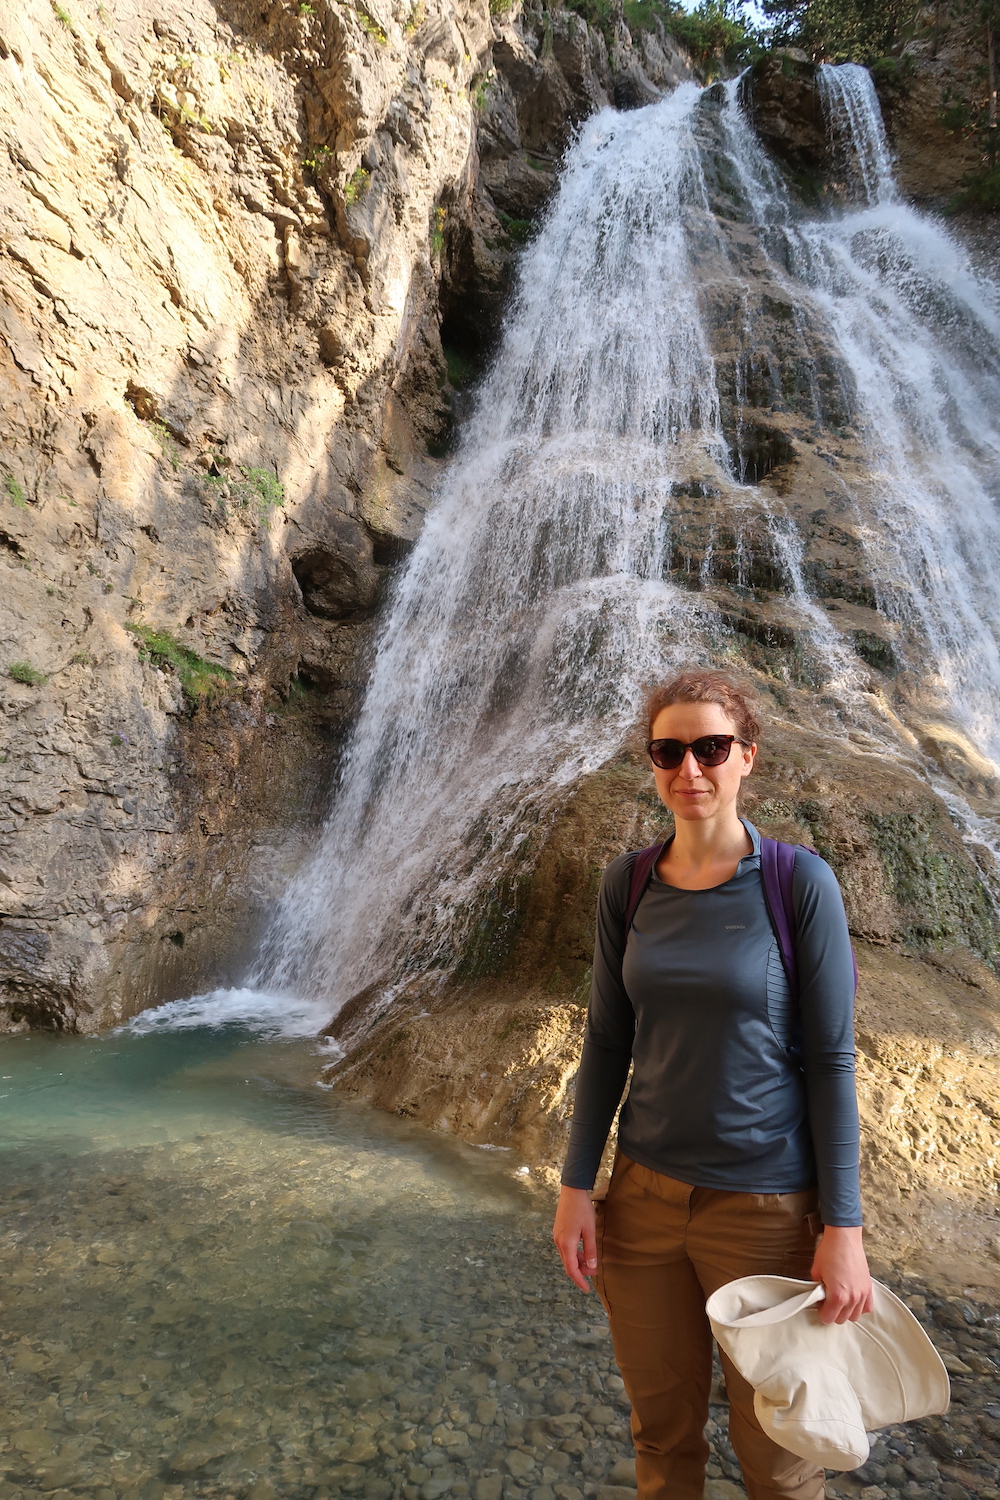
[[253, 67, 1000, 1016]]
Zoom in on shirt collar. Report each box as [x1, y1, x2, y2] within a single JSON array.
[[737, 817, 762, 873], [654, 816, 761, 875]]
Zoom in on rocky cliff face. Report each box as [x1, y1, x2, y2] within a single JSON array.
[[0, 0, 690, 1030]]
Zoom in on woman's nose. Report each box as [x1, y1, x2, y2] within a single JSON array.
[[679, 748, 702, 777]]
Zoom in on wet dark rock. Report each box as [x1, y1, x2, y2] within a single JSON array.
[[935, 1298, 983, 1330], [743, 52, 829, 178]]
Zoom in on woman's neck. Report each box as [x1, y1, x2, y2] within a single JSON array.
[[656, 813, 753, 890]]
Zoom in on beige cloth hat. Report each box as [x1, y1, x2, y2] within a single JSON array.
[[706, 1277, 950, 1471]]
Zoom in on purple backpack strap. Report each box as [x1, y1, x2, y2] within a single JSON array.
[[760, 836, 859, 998], [624, 843, 665, 934], [760, 836, 800, 995]]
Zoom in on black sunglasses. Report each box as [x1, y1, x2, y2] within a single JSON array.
[[647, 735, 749, 770]]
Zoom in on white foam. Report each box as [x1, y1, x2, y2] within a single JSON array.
[[125, 988, 330, 1038]]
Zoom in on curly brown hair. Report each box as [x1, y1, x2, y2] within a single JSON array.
[[644, 668, 761, 746]]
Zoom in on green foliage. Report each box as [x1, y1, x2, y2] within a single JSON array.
[[952, 159, 1000, 210], [357, 7, 388, 41], [201, 464, 285, 527], [471, 67, 495, 110], [177, 103, 212, 132], [403, 0, 425, 32], [4, 476, 27, 509], [933, 3, 1000, 212], [51, 0, 73, 26], [496, 207, 532, 243], [667, 0, 762, 69], [233, 466, 285, 524], [70, 650, 94, 666], [147, 419, 181, 471], [125, 622, 233, 704], [565, 0, 759, 72], [8, 661, 48, 686], [302, 144, 332, 174], [431, 204, 447, 256], [299, 1, 315, 12], [345, 166, 371, 205], [489, 0, 514, 16]]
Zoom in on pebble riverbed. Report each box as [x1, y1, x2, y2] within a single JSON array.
[[2, 1020, 1000, 1500]]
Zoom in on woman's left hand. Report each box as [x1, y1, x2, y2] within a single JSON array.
[[810, 1225, 874, 1324]]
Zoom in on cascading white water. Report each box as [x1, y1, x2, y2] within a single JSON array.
[[803, 65, 1000, 752], [253, 66, 1000, 1014], [817, 62, 896, 204]]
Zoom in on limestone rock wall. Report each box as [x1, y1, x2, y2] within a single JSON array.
[[0, 0, 686, 1030]]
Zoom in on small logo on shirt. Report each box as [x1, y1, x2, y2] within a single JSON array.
[[725, 925, 746, 929]]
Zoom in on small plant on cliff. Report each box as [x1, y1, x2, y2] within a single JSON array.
[[8, 661, 48, 687], [146, 418, 182, 471], [299, 1, 316, 12], [403, 0, 425, 34], [51, 0, 74, 27], [125, 622, 233, 705], [488, 0, 513, 17], [431, 205, 447, 257], [496, 208, 532, 244], [345, 166, 371, 205], [4, 476, 27, 509], [471, 67, 496, 110], [302, 144, 332, 174], [232, 465, 286, 526], [357, 7, 388, 42]]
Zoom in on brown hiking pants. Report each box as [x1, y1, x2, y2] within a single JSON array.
[[595, 1153, 826, 1500]]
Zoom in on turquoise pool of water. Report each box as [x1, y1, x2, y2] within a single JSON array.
[[0, 999, 632, 1500]]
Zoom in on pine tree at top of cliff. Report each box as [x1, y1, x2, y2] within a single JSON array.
[[759, 0, 920, 62], [562, 0, 762, 73], [942, 0, 1000, 208]]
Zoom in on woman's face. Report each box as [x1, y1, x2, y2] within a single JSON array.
[[649, 701, 756, 824]]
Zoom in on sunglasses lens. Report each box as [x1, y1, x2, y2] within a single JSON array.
[[648, 740, 684, 769], [692, 736, 732, 766]]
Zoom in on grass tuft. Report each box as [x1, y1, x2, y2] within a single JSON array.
[[4, 476, 28, 509], [147, 419, 182, 471], [125, 623, 233, 705], [9, 661, 48, 686]]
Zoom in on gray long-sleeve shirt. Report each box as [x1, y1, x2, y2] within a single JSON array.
[[561, 819, 862, 1226]]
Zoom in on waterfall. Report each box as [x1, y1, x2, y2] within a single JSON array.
[[253, 67, 1000, 1015], [817, 62, 896, 205]]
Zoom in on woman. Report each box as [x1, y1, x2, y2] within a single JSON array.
[[553, 668, 872, 1500]]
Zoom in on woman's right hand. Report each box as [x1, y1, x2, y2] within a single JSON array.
[[553, 1185, 598, 1292]]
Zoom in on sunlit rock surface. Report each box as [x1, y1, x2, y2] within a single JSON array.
[[0, 0, 673, 1028]]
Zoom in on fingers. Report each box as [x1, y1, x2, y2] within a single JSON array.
[[582, 1222, 597, 1280], [554, 1236, 591, 1293], [817, 1287, 873, 1324], [552, 1189, 597, 1293]]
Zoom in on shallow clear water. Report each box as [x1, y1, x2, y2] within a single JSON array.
[[0, 1018, 640, 1500]]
